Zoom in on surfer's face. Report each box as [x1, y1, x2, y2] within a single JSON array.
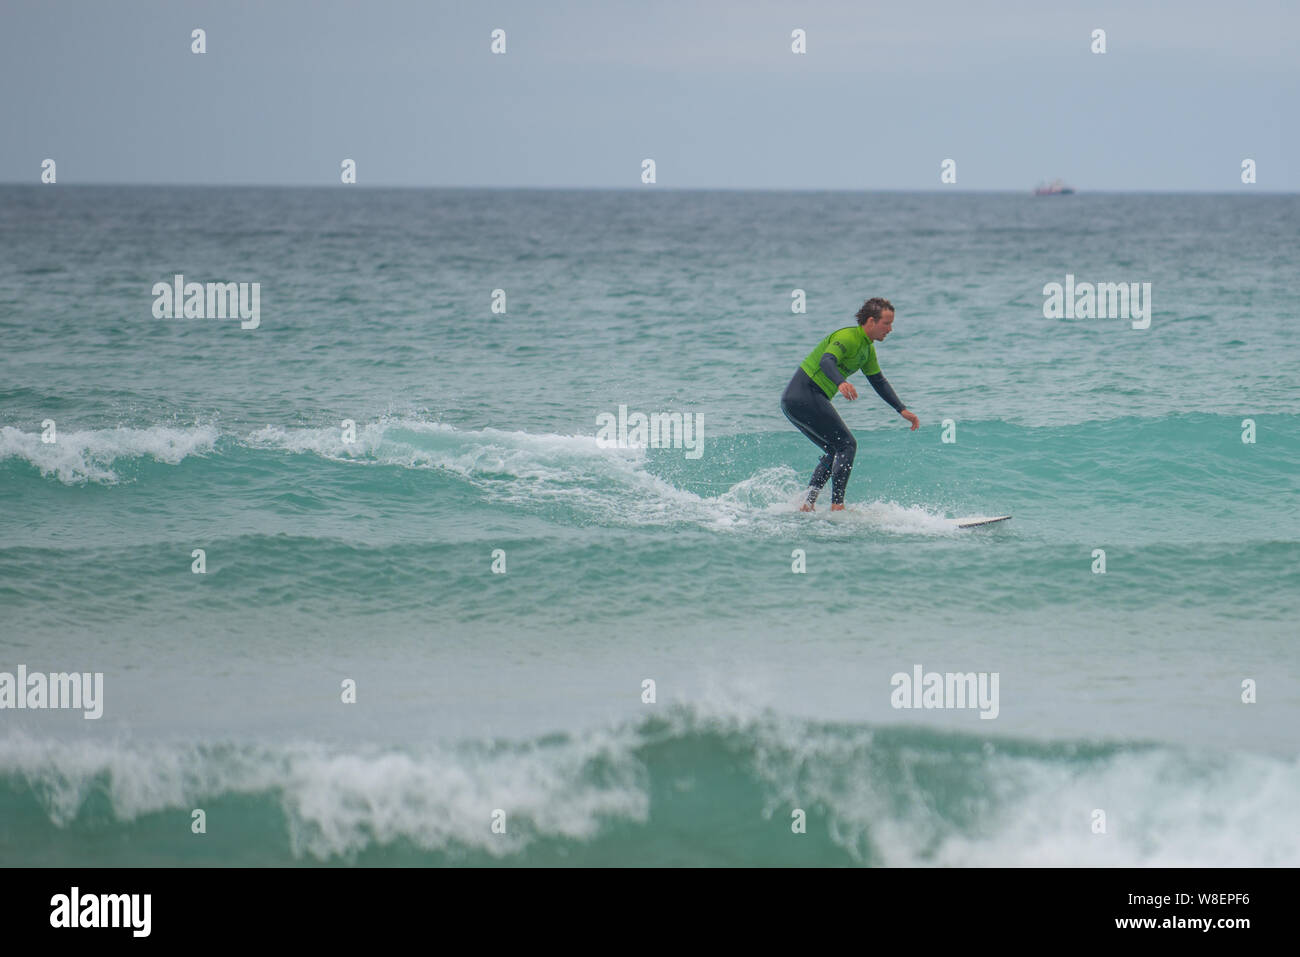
[[864, 310, 895, 341]]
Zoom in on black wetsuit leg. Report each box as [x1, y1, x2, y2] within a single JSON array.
[[780, 368, 858, 505]]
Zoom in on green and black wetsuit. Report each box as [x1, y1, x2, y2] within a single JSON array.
[[780, 325, 906, 506]]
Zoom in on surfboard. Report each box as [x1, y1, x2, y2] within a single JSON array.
[[951, 515, 1012, 528]]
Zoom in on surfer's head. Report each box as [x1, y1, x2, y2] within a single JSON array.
[[856, 298, 895, 341]]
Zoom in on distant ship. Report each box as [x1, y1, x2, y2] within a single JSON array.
[[1034, 179, 1075, 196]]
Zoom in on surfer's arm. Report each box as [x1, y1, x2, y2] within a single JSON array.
[[818, 353, 846, 386], [820, 353, 858, 399], [868, 373, 920, 430], [865, 372, 906, 413]]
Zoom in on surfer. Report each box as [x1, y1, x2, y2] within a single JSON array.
[[781, 298, 919, 511]]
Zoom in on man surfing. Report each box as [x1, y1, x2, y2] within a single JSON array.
[[780, 298, 919, 511]]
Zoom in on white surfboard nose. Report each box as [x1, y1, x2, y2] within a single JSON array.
[[952, 515, 1013, 528]]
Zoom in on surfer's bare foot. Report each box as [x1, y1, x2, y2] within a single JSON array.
[[799, 502, 815, 512], [830, 503, 845, 512]]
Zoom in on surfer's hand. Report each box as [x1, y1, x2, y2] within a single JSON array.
[[901, 409, 919, 430], [838, 382, 858, 400]]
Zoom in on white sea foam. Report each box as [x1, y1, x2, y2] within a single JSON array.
[[0, 728, 648, 860], [653, 703, 1300, 867], [0, 425, 218, 484], [3, 708, 1295, 866], [240, 420, 970, 536], [2, 417, 987, 536]]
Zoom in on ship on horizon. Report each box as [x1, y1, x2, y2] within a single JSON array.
[[1034, 178, 1075, 195]]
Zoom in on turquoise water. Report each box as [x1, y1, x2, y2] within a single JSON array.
[[1, 187, 1298, 865]]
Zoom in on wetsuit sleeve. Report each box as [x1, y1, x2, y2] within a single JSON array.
[[819, 353, 847, 387], [866, 372, 906, 413]]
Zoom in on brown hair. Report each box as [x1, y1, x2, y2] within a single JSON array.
[[855, 298, 895, 324]]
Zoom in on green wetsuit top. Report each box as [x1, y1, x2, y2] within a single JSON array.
[[798, 325, 882, 399]]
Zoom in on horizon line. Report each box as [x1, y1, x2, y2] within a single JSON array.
[[0, 182, 1291, 195]]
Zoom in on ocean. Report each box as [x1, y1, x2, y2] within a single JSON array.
[[1, 186, 1297, 866]]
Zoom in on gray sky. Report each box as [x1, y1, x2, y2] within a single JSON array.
[[2, 0, 1295, 190]]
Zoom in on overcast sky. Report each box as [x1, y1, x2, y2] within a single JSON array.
[[2, 0, 1295, 190]]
